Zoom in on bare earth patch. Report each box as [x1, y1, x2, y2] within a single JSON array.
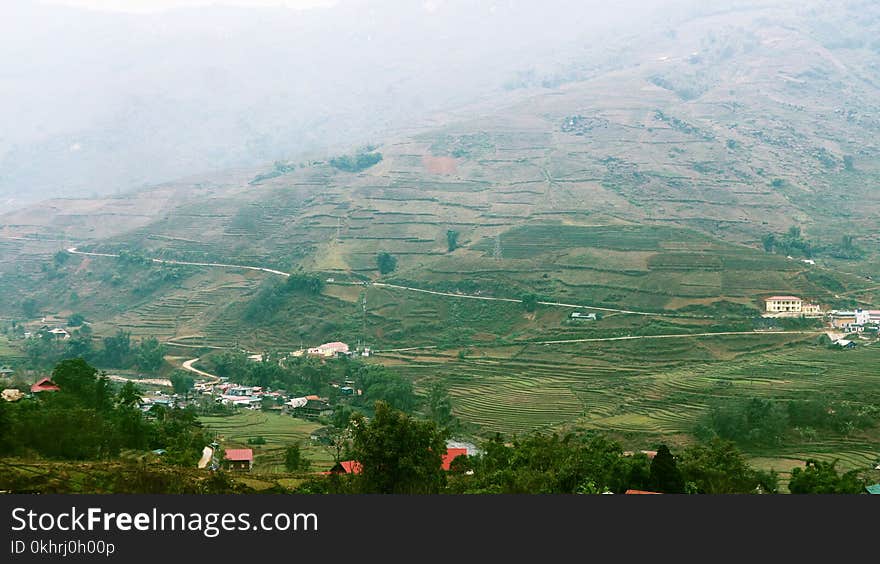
[[422, 155, 458, 175]]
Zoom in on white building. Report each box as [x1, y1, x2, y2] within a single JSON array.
[[765, 296, 803, 313], [307, 342, 350, 358]]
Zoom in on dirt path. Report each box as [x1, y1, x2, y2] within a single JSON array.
[[181, 358, 221, 383], [372, 329, 821, 353]]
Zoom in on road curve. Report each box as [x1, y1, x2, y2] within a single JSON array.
[[181, 358, 221, 383]]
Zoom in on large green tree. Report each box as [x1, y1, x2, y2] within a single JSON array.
[[788, 459, 865, 494], [350, 401, 448, 494], [376, 252, 397, 275], [136, 337, 166, 372], [650, 444, 685, 493], [678, 439, 778, 494]]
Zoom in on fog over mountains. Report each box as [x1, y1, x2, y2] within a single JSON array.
[[1, 0, 690, 208]]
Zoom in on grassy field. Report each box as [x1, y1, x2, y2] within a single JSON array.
[[381, 338, 880, 473], [0, 335, 24, 362], [199, 411, 336, 475]]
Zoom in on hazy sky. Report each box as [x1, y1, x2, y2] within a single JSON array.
[[2, 0, 682, 208], [44, 0, 339, 12]]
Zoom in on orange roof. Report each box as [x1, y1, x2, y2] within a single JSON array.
[[625, 489, 662, 494], [305, 395, 321, 401], [224, 449, 254, 462], [333, 460, 362, 474], [441, 448, 468, 471], [31, 377, 60, 393], [765, 296, 801, 301]]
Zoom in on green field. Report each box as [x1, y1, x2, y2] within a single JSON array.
[[382, 338, 880, 473], [199, 411, 336, 474], [0, 335, 24, 362]]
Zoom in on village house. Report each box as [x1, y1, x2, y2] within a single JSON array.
[[287, 396, 333, 419], [2, 389, 25, 402], [307, 342, 350, 358], [47, 328, 70, 340], [223, 449, 254, 472], [570, 312, 597, 321], [764, 296, 823, 317], [765, 296, 803, 313], [327, 447, 468, 475], [30, 377, 60, 393], [830, 309, 873, 332]]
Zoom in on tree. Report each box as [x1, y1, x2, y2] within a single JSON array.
[[350, 401, 448, 494], [67, 313, 86, 327], [21, 298, 39, 318], [761, 233, 776, 253], [53, 250, 70, 268], [102, 330, 132, 368], [117, 381, 143, 408], [649, 444, 685, 493], [678, 439, 777, 494], [284, 443, 310, 472], [788, 459, 865, 494], [136, 337, 165, 372], [170, 371, 195, 400], [426, 381, 455, 429], [446, 230, 459, 252], [376, 252, 397, 275], [51, 358, 103, 408], [521, 293, 538, 312]]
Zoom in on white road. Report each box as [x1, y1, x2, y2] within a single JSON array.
[[66, 247, 290, 277], [372, 329, 821, 353], [181, 358, 222, 383]]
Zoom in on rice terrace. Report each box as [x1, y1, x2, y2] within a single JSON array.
[[1, 0, 879, 495]]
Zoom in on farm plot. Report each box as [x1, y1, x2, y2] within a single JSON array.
[[199, 411, 334, 473]]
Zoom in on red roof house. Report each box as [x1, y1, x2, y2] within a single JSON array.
[[441, 448, 468, 471], [625, 489, 662, 494], [329, 460, 363, 475], [30, 377, 60, 393], [223, 448, 254, 471]]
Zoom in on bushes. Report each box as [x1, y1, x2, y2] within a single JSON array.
[[329, 150, 382, 173]]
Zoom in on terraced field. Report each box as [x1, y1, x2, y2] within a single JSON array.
[[199, 411, 335, 474], [381, 339, 880, 470]]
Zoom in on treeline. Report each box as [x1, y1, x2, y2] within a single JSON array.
[[295, 402, 789, 494], [762, 227, 865, 260], [329, 149, 383, 173], [696, 397, 879, 447], [210, 353, 420, 415], [22, 329, 166, 373], [0, 359, 208, 465]]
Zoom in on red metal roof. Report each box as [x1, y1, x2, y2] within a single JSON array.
[[625, 489, 662, 494], [336, 460, 363, 474], [224, 449, 254, 462], [30, 378, 60, 393], [441, 448, 468, 471], [765, 296, 801, 301]]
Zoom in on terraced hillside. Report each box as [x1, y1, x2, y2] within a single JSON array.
[[1, 0, 878, 475], [382, 337, 880, 471]]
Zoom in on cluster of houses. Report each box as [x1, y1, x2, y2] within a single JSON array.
[[763, 295, 879, 350], [22, 326, 71, 341], [764, 296, 879, 329], [2, 377, 61, 403], [287, 341, 371, 359]]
